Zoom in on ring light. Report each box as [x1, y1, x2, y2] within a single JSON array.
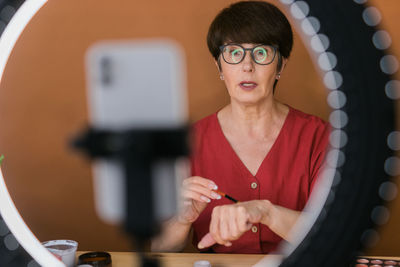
[[0, 1, 397, 267]]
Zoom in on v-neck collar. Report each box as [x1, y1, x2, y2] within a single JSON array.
[[213, 106, 292, 178]]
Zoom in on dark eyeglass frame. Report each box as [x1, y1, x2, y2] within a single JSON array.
[[219, 43, 278, 65]]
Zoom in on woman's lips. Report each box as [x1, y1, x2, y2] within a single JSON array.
[[239, 81, 258, 90]]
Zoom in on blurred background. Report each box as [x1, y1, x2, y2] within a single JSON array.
[[0, 0, 398, 255]]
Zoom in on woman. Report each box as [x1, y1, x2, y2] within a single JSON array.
[[152, 1, 329, 254]]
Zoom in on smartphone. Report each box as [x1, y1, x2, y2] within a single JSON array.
[[85, 39, 187, 224]]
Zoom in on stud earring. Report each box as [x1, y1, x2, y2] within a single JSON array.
[[276, 73, 281, 80], [220, 74, 224, 80]]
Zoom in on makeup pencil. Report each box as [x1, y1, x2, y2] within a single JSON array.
[[213, 189, 239, 203]]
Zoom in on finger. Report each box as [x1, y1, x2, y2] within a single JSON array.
[[182, 190, 210, 203], [212, 207, 232, 246], [220, 211, 230, 241], [182, 185, 217, 202], [182, 183, 221, 200], [183, 176, 218, 190], [210, 207, 225, 245], [229, 208, 240, 239], [220, 210, 236, 246], [236, 206, 251, 233], [197, 232, 216, 249], [218, 212, 233, 247]]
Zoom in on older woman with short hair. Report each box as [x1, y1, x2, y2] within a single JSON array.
[[152, 1, 329, 254]]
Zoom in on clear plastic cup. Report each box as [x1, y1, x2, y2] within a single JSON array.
[[194, 260, 211, 267], [42, 240, 78, 267]]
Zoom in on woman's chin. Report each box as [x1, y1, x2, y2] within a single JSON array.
[[232, 97, 266, 107]]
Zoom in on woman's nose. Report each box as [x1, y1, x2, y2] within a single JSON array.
[[241, 51, 254, 72]]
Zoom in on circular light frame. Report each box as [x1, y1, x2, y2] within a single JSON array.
[[275, 1, 395, 266], [0, 1, 396, 267], [0, 0, 63, 266]]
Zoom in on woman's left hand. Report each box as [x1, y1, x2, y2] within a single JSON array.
[[197, 200, 271, 249]]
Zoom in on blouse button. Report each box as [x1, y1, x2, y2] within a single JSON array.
[[251, 226, 258, 233], [251, 182, 258, 189]]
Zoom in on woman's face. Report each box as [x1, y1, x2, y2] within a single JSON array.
[[218, 43, 284, 106]]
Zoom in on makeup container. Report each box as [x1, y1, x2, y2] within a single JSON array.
[[42, 239, 78, 267], [193, 260, 211, 267], [354, 257, 400, 267], [78, 251, 112, 267]]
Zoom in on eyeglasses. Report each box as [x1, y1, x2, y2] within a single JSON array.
[[219, 44, 278, 65]]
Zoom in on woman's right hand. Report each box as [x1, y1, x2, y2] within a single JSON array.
[[177, 176, 221, 225]]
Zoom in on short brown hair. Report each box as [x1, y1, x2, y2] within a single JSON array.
[[207, 1, 293, 70]]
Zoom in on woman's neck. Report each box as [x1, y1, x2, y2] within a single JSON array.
[[218, 99, 288, 139]]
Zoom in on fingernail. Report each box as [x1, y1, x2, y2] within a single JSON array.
[[211, 192, 221, 199], [208, 183, 218, 190], [200, 196, 211, 203], [226, 242, 232, 247], [198, 243, 204, 249]]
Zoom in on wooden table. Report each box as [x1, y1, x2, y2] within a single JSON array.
[[76, 252, 276, 267], [76, 252, 400, 266]]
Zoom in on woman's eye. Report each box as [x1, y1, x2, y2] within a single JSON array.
[[255, 49, 266, 56], [231, 49, 242, 57]]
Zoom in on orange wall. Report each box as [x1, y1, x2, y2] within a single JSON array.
[[0, 0, 398, 255], [365, 0, 400, 257]]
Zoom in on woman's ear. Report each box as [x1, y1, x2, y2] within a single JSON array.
[[276, 57, 288, 80], [278, 58, 288, 75], [214, 59, 222, 73], [215, 59, 224, 80]]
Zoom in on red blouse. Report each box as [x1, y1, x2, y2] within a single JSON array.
[[190, 106, 330, 254]]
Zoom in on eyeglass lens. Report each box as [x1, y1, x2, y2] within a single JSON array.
[[222, 45, 275, 65]]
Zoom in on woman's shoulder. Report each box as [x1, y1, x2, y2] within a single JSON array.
[[285, 106, 330, 153], [288, 106, 328, 128], [190, 112, 220, 147], [192, 112, 218, 131], [285, 106, 330, 141]]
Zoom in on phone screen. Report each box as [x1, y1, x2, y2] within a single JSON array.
[[85, 40, 187, 224]]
